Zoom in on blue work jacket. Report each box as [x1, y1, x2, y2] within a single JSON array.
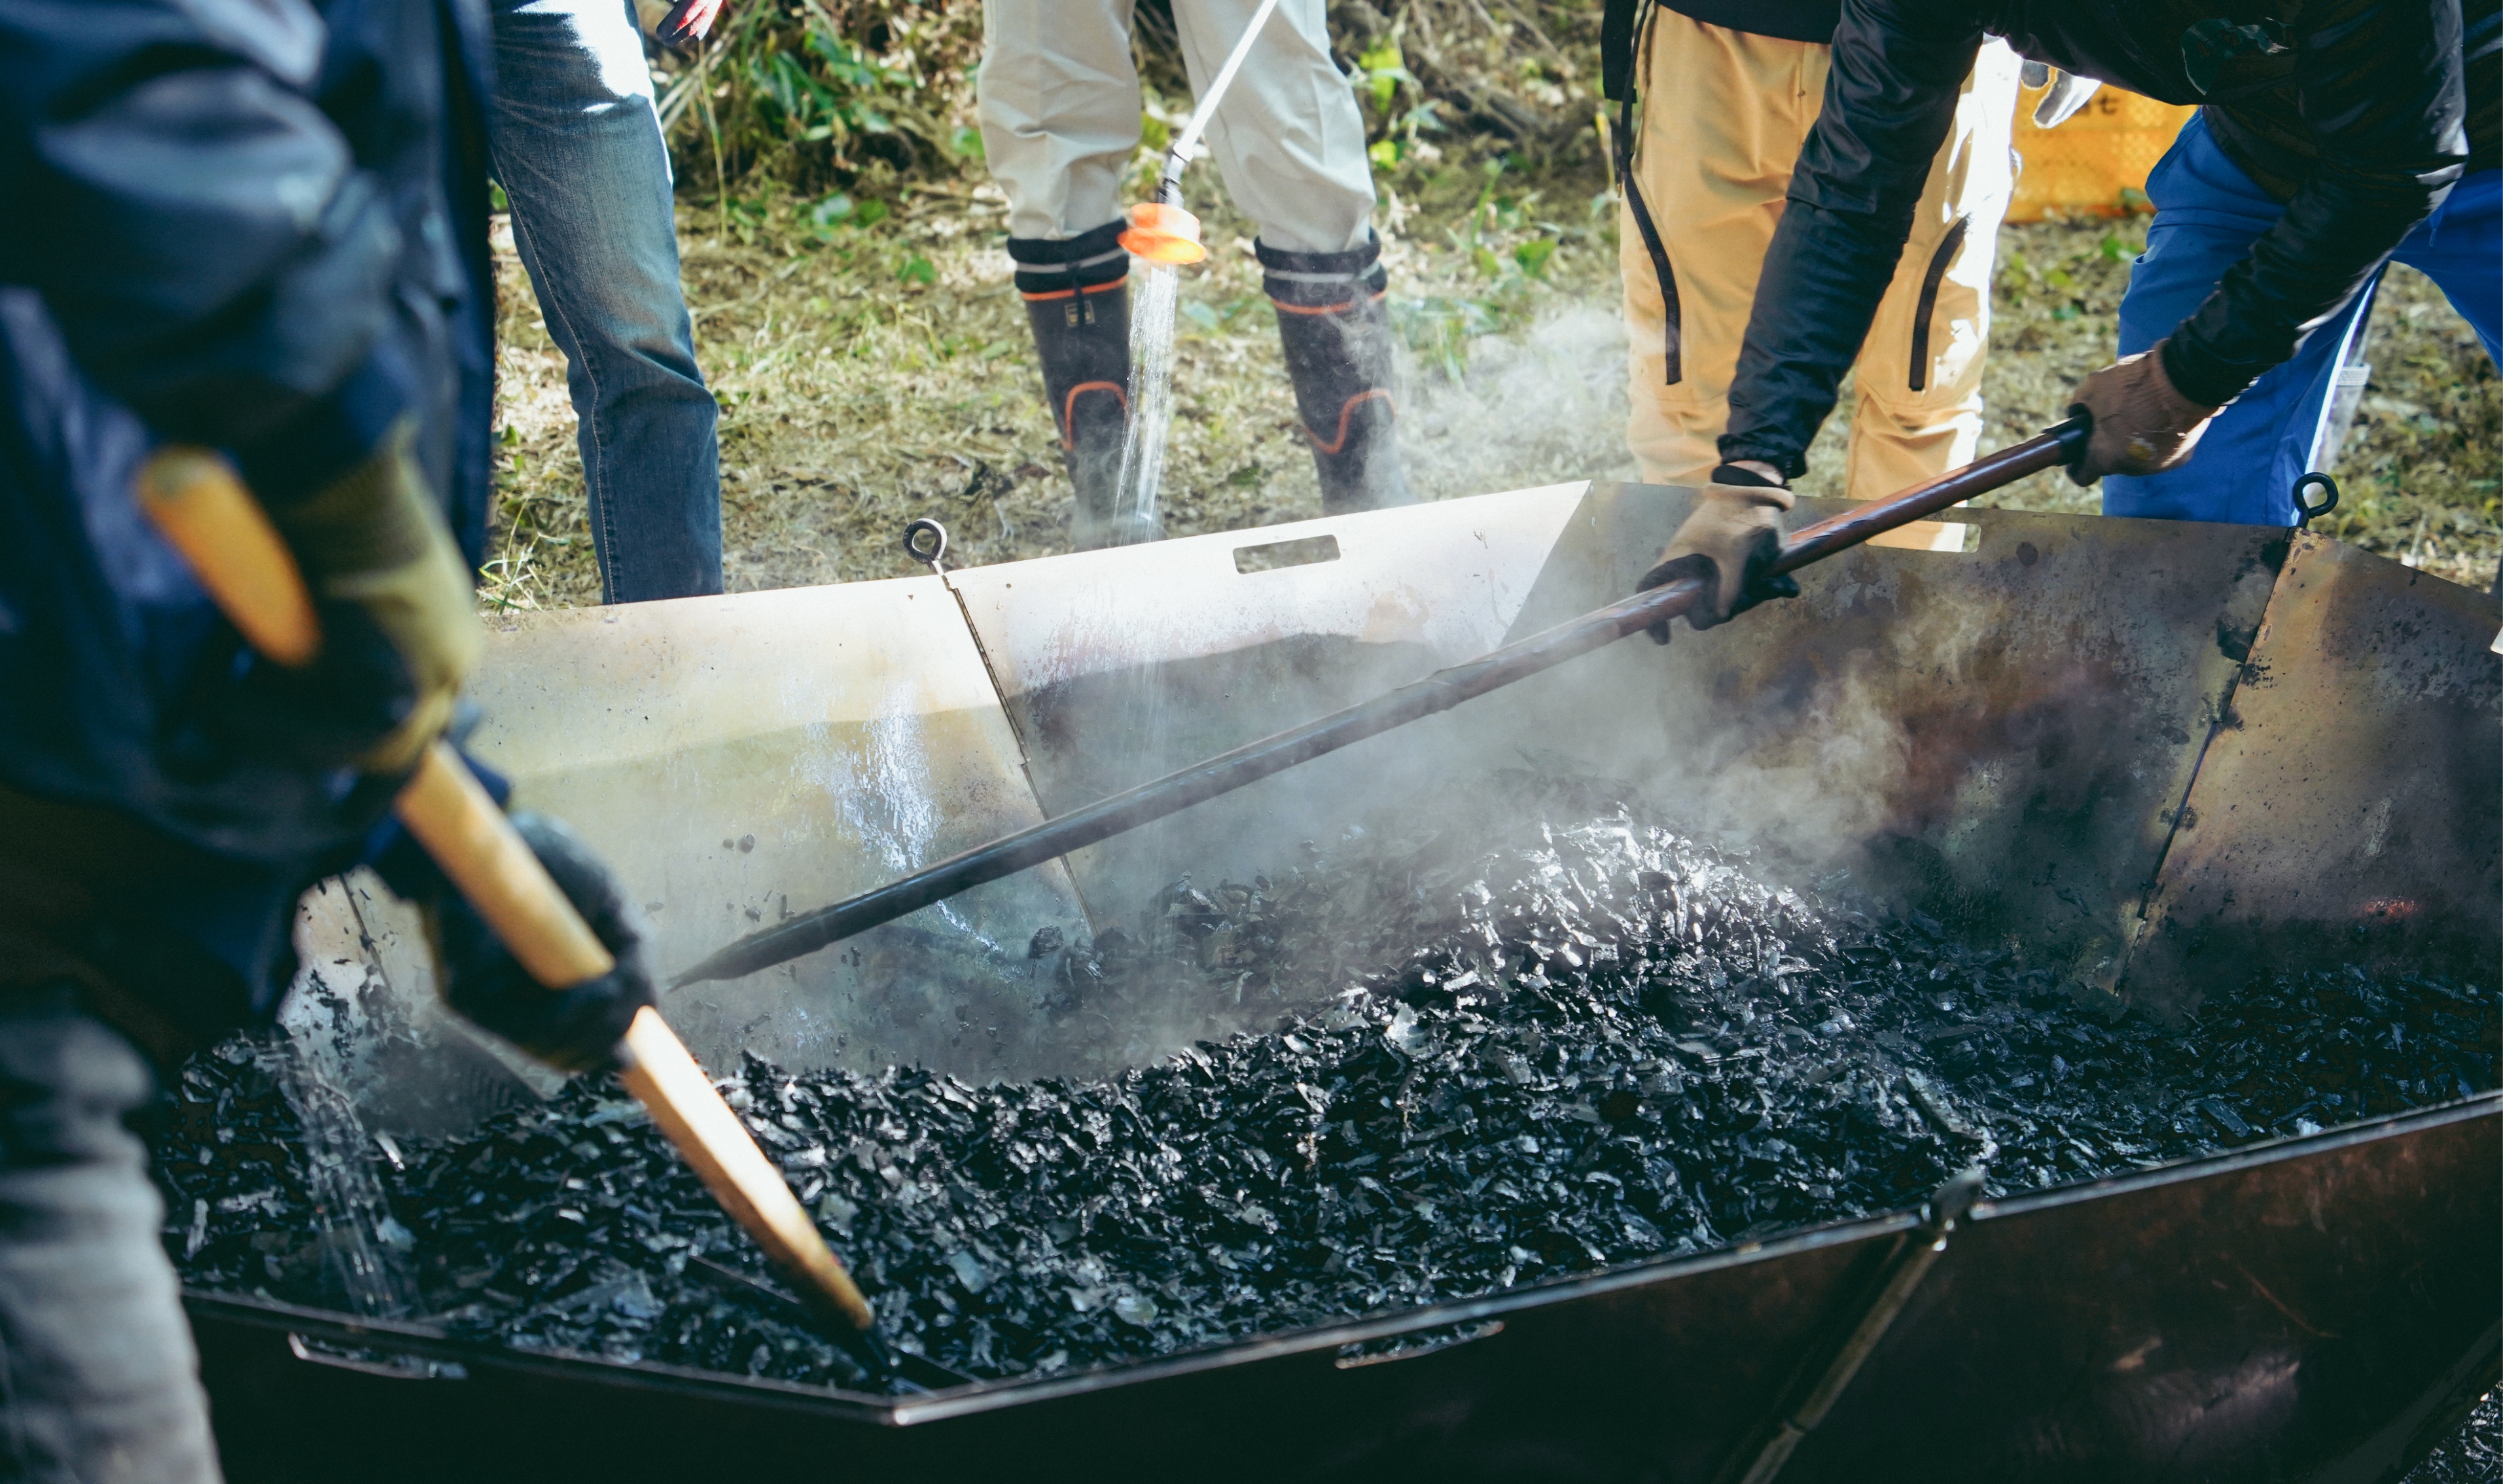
[[0, 0, 496, 1036]]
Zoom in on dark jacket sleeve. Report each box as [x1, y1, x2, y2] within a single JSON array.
[[0, 0, 409, 485], [2163, 0, 2468, 407], [1718, 0, 1980, 477]]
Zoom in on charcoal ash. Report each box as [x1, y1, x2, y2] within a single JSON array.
[[155, 793, 2501, 1393]]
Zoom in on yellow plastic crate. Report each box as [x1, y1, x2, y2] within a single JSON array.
[[2008, 85, 2197, 221]]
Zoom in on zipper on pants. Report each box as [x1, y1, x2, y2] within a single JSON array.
[[1908, 215, 1971, 393]]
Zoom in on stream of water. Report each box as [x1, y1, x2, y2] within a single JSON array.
[[277, 1033, 417, 1318], [1112, 262, 1182, 545]]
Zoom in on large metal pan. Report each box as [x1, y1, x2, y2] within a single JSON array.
[[218, 482, 2500, 1479]]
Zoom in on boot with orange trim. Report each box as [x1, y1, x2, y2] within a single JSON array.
[[1009, 221, 1132, 550], [1261, 232, 1413, 512]]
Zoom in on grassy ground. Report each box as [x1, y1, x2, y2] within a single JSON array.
[[480, 177, 2500, 610]]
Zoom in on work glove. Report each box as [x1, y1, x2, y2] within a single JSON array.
[[226, 423, 484, 774], [1635, 467, 1801, 643], [432, 813, 656, 1074], [2020, 61, 2104, 128], [2064, 340, 2222, 487]]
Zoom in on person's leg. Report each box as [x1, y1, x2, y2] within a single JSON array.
[[488, 0, 722, 602], [978, 0, 1143, 548], [1846, 39, 2021, 521], [2099, 112, 2358, 526], [1181, 0, 1374, 255], [1621, 16, 1820, 490], [1177, 0, 1409, 509], [0, 985, 221, 1484], [2392, 169, 2503, 364]]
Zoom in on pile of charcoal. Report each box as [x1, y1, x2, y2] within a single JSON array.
[[155, 783, 2499, 1391]]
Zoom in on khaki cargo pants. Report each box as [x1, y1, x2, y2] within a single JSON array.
[[1618, 14, 2020, 503]]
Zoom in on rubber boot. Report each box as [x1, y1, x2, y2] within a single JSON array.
[[1011, 221, 1132, 550], [1262, 230, 1414, 512]]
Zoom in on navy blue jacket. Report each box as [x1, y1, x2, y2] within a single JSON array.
[[0, 0, 495, 1037]]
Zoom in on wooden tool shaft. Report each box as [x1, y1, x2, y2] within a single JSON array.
[[134, 448, 322, 667], [620, 1011, 876, 1328], [134, 447, 874, 1334], [395, 745, 615, 984]]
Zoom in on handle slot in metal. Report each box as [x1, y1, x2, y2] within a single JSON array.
[[1233, 533, 1341, 574]]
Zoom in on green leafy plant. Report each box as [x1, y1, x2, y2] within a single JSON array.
[[652, 0, 985, 206]]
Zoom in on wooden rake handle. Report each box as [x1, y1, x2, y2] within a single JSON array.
[[135, 448, 875, 1335]]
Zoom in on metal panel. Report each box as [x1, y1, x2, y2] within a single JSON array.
[[1393, 486, 2289, 981], [455, 580, 1090, 1081], [2131, 534, 2503, 1003], [940, 484, 1591, 933]]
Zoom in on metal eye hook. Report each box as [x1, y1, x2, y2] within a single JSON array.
[[902, 517, 949, 574], [2292, 472, 2340, 529]]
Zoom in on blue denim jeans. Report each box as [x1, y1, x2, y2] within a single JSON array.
[[2105, 112, 2502, 526], [0, 987, 219, 1483], [489, 0, 723, 601]]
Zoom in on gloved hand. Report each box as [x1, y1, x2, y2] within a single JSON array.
[[432, 813, 655, 1074], [228, 423, 482, 773], [2065, 340, 2222, 486], [1635, 467, 1801, 643]]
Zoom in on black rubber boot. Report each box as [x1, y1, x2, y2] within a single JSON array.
[[1262, 230, 1413, 512], [1010, 221, 1131, 550]]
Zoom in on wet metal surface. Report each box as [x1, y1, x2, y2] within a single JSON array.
[[461, 578, 1093, 1080], [941, 483, 1590, 921]]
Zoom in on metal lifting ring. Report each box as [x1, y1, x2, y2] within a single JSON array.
[[902, 517, 949, 573], [2292, 472, 2340, 529]]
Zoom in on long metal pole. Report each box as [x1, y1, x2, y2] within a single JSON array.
[[673, 419, 2086, 989]]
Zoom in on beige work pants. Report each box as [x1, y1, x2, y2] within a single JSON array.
[[978, 0, 1376, 253], [1618, 15, 2020, 499]]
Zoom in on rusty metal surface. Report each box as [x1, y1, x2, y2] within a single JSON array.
[[1381, 486, 2288, 983], [2131, 534, 2503, 1003], [1802, 1097, 2502, 1481], [183, 1099, 2500, 1482]]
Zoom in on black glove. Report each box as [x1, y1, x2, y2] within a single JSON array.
[[1635, 465, 1802, 643], [433, 813, 654, 1073]]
